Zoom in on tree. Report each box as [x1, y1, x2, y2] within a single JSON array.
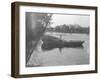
[[26, 13, 52, 63]]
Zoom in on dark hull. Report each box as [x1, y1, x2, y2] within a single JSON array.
[[41, 35, 84, 50]]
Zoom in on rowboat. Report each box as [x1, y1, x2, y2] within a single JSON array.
[[41, 35, 84, 50]]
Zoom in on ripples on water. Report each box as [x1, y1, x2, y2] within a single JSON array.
[[27, 33, 90, 67]]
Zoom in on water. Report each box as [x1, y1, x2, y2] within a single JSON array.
[[27, 32, 90, 67]]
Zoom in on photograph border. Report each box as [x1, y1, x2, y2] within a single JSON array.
[[11, 2, 98, 78]]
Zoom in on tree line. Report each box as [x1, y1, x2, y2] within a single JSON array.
[[46, 24, 89, 34]]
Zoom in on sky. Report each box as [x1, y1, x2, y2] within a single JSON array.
[[51, 14, 90, 28]]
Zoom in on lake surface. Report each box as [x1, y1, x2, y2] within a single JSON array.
[[27, 32, 90, 67]]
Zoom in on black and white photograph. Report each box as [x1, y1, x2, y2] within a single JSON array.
[[26, 12, 90, 67], [11, 2, 97, 78]]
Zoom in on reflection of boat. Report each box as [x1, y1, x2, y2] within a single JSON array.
[[41, 35, 84, 50]]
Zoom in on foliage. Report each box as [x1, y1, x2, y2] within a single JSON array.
[[26, 13, 52, 63], [46, 24, 89, 34]]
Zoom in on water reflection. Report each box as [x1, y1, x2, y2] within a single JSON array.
[[27, 33, 90, 67]]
